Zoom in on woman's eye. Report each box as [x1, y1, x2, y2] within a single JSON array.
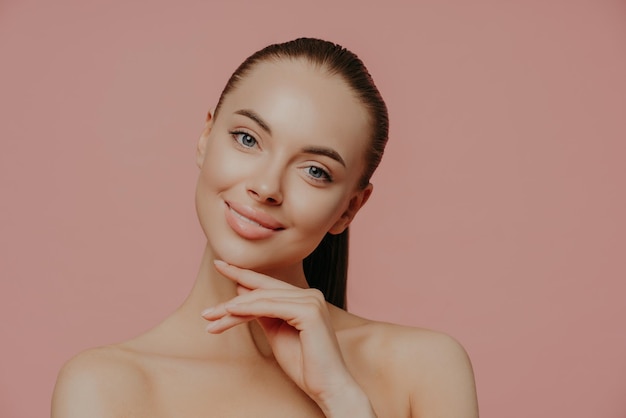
[[306, 166, 332, 182], [231, 131, 258, 148]]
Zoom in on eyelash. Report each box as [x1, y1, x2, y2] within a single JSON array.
[[229, 130, 333, 183], [305, 166, 333, 183], [229, 130, 258, 149]]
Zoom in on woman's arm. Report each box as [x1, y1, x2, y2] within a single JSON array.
[[202, 260, 377, 417], [402, 332, 479, 417]]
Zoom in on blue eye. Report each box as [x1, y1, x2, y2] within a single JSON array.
[[231, 131, 258, 148], [307, 166, 332, 182]]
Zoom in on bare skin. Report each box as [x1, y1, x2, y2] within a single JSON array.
[[52, 247, 478, 417], [52, 58, 479, 417]]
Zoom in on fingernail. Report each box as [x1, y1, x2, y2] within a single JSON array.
[[213, 259, 227, 267], [201, 307, 214, 317], [205, 321, 218, 332]]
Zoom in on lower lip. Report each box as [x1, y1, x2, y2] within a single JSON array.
[[224, 204, 279, 240]]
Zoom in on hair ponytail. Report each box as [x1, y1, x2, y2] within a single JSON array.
[[303, 229, 349, 308]]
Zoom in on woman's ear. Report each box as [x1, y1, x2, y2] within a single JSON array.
[[196, 110, 214, 168], [329, 183, 373, 235]]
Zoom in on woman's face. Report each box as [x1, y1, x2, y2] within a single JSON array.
[[195, 58, 372, 273]]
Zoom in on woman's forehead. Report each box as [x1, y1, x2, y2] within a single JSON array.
[[227, 59, 358, 107], [218, 59, 371, 146]]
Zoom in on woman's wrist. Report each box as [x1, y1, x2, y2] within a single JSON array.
[[318, 382, 377, 418]]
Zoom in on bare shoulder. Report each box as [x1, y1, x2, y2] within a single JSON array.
[[336, 310, 479, 418], [51, 345, 151, 418]]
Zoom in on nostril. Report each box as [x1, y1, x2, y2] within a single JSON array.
[[246, 185, 282, 205]]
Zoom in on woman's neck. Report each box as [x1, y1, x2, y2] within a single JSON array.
[[123, 244, 311, 359]]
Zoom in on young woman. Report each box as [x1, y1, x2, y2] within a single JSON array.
[[52, 38, 479, 417]]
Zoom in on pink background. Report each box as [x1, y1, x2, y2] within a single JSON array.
[[1, 0, 625, 417]]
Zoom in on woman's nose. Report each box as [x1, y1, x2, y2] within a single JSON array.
[[246, 165, 284, 205]]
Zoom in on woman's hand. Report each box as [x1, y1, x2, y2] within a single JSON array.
[[201, 260, 376, 417]]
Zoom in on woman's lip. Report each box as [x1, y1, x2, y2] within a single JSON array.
[[225, 201, 285, 230], [224, 203, 283, 241]]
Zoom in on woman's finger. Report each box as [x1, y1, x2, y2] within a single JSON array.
[[203, 294, 324, 333], [205, 314, 256, 334], [201, 288, 321, 320], [236, 284, 251, 296], [224, 299, 345, 378], [223, 298, 330, 332], [213, 260, 293, 290]]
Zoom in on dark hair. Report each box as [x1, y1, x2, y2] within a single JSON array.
[[214, 38, 389, 309]]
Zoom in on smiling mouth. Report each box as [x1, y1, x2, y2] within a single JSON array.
[[229, 207, 264, 228], [227, 204, 285, 231]]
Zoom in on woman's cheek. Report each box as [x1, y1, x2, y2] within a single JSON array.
[[289, 187, 348, 233], [202, 148, 248, 190]]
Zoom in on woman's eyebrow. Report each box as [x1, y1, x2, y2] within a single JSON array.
[[234, 108, 345, 167], [234, 109, 272, 134], [301, 146, 346, 167]]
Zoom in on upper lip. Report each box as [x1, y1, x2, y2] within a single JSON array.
[[226, 201, 285, 230]]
